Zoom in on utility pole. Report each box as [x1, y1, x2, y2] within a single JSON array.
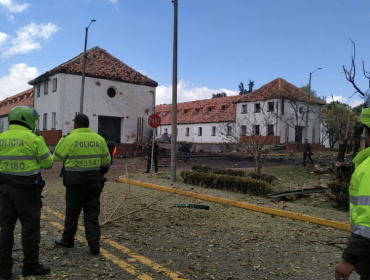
[[80, 19, 96, 114], [304, 67, 321, 140], [170, 0, 178, 182]]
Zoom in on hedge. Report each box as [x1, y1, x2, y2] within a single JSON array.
[[327, 182, 349, 209], [180, 170, 271, 196], [191, 165, 246, 177], [248, 172, 277, 184]]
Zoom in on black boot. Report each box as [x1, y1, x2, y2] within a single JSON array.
[[55, 239, 74, 248], [22, 263, 50, 276], [145, 170, 150, 173], [90, 245, 100, 255]]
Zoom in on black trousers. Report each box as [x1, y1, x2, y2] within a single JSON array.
[[303, 153, 313, 165], [146, 153, 158, 171], [62, 184, 101, 247], [0, 184, 41, 269]]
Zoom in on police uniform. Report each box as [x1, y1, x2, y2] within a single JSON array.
[[0, 106, 53, 279], [53, 114, 110, 254], [335, 107, 370, 280]]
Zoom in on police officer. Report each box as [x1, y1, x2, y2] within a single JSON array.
[[53, 114, 110, 254], [335, 107, 370, 280], [0, 106, 53, 279]]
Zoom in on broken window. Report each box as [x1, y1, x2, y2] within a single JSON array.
[[211, 126, 216, 136], [268, 124, 274, 136], [52, 78, 57, 92], [268, 102, 274, 112], [227, 126, 232, 136], [241, 104, 247, 114], [198, 127, 202, 136], [253, 125, 260, 136], [241, 125, 247, 136], [254, 103, 260, 113], [186, 127, 189, 136], [44, 81, 48, 95]]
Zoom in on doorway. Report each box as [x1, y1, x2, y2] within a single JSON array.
[[295, 126, 303, 143], [98, 116, 121, 143]]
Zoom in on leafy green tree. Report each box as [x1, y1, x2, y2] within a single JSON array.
[[352, 104, 362, 115], [321, 101, 357, 149], [212, 92, 227, 98], [300, 85, 326, 102]]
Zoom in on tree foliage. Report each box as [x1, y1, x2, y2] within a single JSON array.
[[300, 84, 326, 102], [239, 80, 254, 95], [212, 92, 227, 98], [321, 101, 357, 149], [351, 103, 362, 115]]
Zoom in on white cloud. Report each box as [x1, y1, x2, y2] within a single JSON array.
[[0, 32, 8, 48], [156, 79, 238, 105], [0, 0, 28, 13], [1, 22, 59, 57], [0, 63, 38, 99], [331, 94, 364, 108]]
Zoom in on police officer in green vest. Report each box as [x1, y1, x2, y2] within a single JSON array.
[[335, 105, 370, 280], [53, 114, 110, 255], [0, 106, 53, 279]]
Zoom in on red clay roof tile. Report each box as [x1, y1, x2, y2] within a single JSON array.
[[28, 46, 158, 87], [0, 88, 33, 117]]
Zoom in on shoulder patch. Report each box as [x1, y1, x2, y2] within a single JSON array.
[[63, 132, 71, 138]]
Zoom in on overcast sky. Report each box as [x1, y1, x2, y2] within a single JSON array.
[[0, 0, 369, 108]]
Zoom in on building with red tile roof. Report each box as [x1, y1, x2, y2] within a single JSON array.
[[156, 78, 325, 145], [28, 46, 158, 147], [0, 88, 33, 132]]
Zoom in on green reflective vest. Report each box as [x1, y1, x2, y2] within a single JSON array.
[[0, 124, 53, 176], [53, 128, 110, 171], [349, 147, 370, 238]]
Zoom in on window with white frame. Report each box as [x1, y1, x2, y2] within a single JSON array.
[[253, 125, 260, 136], [37, 85, 40, 97], [52, 112, 56, 129], [241, 104, 247, 114], [44, 81, 48, 95], [227, 126, 232, 136], [254, 103, 260, 113], [211, 126, 216, 136], [186, 127, 189, 136], [241, 125, 247, 136], [198, 127, 202, 136], [52, 78, 57, 92], [43, 113, 47, 130]]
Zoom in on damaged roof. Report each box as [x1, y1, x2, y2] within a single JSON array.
[[28, 46, 158, 87], [155, 78, 325, 125], [0, 88, 33, 117], [156, 95, 241, 125], [238, 78, 325, 105]]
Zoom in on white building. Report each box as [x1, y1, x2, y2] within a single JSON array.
[[156, 78, 325, 146], [28, 46, 158, 147]]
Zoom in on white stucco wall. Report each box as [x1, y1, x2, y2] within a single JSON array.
[[33, 73, 156, 143], [158, 122, 234, 143]]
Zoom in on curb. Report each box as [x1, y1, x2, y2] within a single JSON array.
[[118, 176, 350, 232]]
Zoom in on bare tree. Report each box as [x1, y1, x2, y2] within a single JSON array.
[[218, 103, 276, 173]]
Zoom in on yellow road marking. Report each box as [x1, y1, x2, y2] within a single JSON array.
[[118, 177, 351, 232], [43, 206, 182, 279], [42, 214, 153, 280]]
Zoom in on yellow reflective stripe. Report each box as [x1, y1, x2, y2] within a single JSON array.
[[0, 155, 36, 160], [351, 224, 370, 238], [0, 169, 41, 176], [65, 166, 100, 171], [54, 151, 64, 161], [37, 151, 51, 161], [68, 154, 102, 159], [350, 195, 370, 206]]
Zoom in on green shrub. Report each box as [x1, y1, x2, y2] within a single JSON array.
[[180, 170, 271, 196], [249, 172, 277, 184], [191, 165, 246, 177], [327, 182, 349, 209]]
